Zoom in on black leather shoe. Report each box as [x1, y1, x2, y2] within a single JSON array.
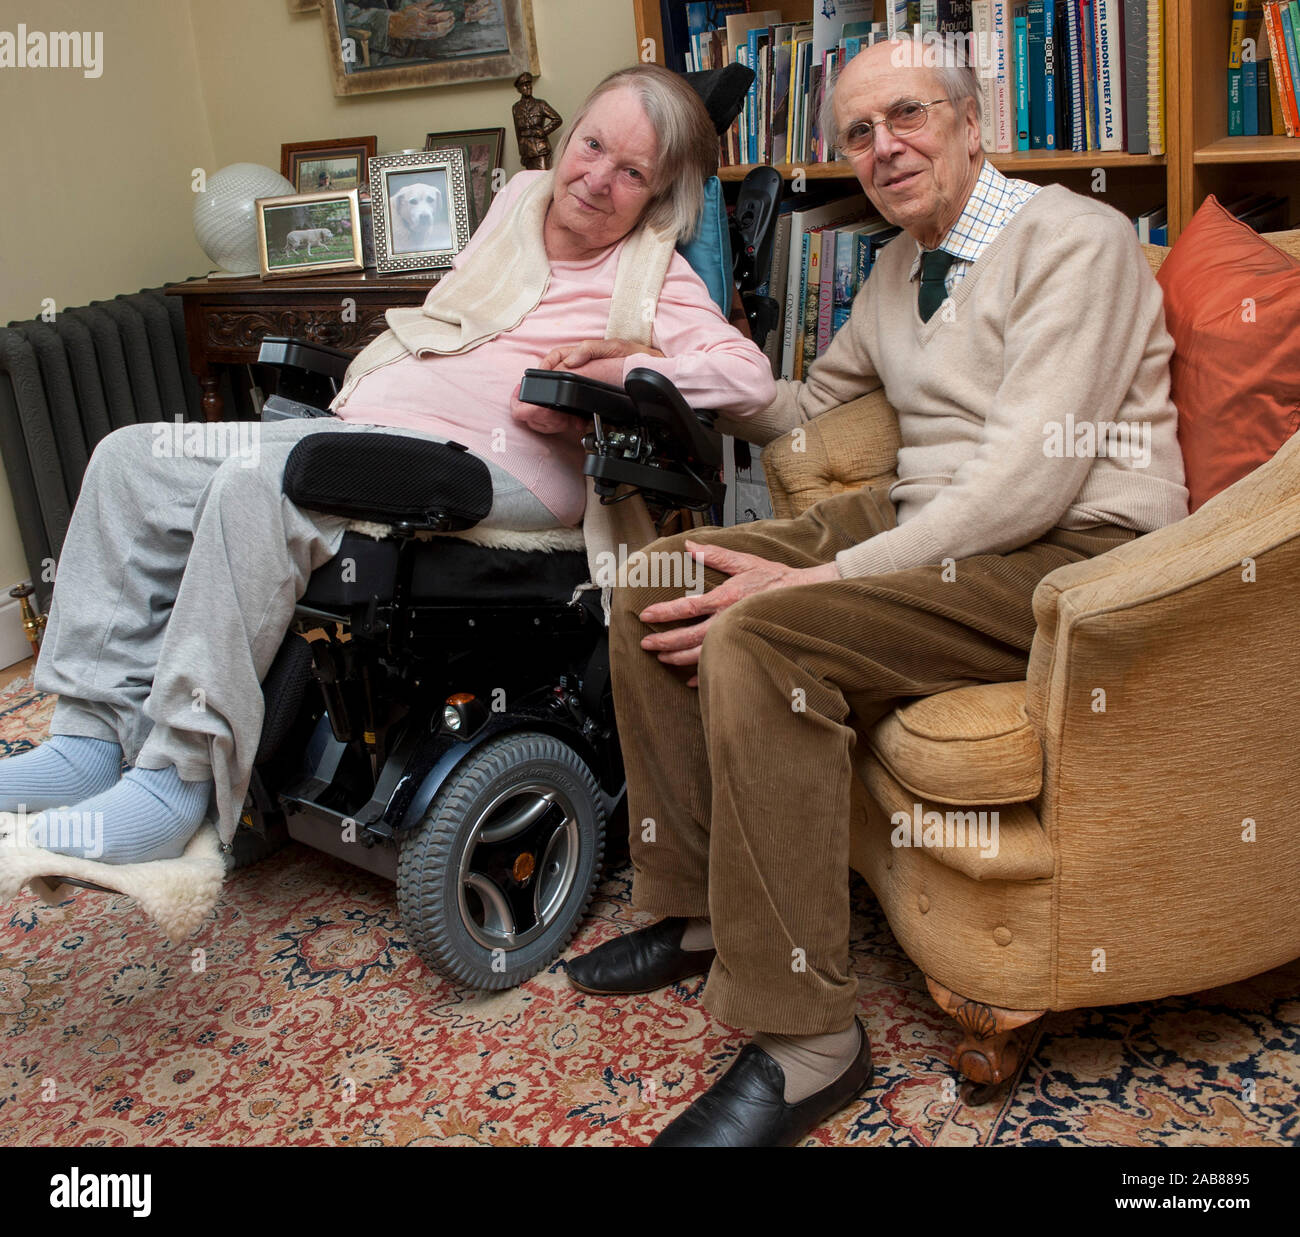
[[650, 1019, 874, 1146], [567, 917, 716, 995]]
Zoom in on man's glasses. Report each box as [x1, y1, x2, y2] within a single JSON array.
[[835, 98, 952, 156]]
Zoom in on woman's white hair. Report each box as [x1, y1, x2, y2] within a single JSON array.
[[551, 64, 718, 243]]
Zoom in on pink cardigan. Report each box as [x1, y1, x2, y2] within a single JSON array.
[[333, 171, 776, 526]]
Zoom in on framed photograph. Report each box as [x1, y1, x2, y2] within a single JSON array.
[[281, 136, 377, 195], [322, 0, 538, 97], [255, 188, 364, 278], [424, 127, 504, 232], [370, 150, 471, 273]]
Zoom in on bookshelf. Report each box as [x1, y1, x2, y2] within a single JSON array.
[[1180, 0, 1300, 234], [631, 0, 1296, 242]]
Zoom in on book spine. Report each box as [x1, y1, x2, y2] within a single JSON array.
[[973, 1, 996, 150], [994, 1, 1014, 151], [816, 231, 837, 353], [1028, 2, 1044, 148], [799, 231, 823, 381], [1124, 0, 1149, 153], [1067, 0, 1086, 149], [1263, 4, 1297, 137], [1244, 50, 1259, 135], [1017, 12, 1030, 149], [1229, 0, 1248, 136], [1281, 2, 1300, 132], [1096, 0, 1123, 150], [1044, 0, 1057, 148], [1148, 0, 1164, 153]]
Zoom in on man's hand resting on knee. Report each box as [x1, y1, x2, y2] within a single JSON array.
[[639, 541, 840, 686]]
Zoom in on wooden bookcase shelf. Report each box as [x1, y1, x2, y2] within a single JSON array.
[[634, 0, 1300, 241]]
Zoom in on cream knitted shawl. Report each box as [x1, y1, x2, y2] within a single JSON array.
[[333, 169, 680, 618]]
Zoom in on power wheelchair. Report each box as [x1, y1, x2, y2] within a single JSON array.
[[237, 66, 783, 991]]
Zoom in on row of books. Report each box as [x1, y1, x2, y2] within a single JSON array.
[[668, 0, 1164, 166], [1231, 2, 1300, 137]]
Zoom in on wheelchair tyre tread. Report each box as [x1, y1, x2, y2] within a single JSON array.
[[396, 731, 605, 991]]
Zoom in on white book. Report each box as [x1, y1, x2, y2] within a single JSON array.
[[992, 0, 1013, 152], [972, 1, 996, 152], [1095, 0, 1127, 151]]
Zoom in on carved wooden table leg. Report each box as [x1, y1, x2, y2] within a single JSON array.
[[926, 977, 1045, 1087], [200, 372, 223, 423]]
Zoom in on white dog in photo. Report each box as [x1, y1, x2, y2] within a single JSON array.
[[284, 227, 334, 258], [389, 182, 445, 253]]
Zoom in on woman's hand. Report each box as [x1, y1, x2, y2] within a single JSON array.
[[638, 541, 840, 686], [508, 339, 665, 434], [537, 338, 665, 388]]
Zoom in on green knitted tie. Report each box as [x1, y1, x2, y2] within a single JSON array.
[[918, 248, 958, 322]]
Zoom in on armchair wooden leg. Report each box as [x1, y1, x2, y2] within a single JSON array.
[[925, 977, 1045, 1088]]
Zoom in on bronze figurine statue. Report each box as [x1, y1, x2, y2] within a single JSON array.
[[512, 73, 563, 170]]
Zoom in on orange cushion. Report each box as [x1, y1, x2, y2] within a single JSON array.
[[1156, 195, 1300, 511]]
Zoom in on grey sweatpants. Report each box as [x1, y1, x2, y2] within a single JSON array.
[[34, 416, 565, 846]]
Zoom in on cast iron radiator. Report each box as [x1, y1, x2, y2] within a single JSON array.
[[0, 287, 204, 612]]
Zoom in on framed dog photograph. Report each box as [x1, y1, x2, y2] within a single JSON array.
[[424, 127, 504, 232], [321, 0, 538, 96], [281, 136, 377, 195], [369, 149, 470, 274], [254, 188, 364, 278]]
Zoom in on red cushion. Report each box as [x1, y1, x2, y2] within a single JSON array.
[[1156, 195, 1300, 511]]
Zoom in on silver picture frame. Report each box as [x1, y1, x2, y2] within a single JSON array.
[[369, 148, 471, 274]]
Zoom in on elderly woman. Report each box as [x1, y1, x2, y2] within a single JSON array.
[[0, 64, 775, 865]]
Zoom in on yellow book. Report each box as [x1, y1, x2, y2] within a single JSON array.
[[1229, 0, 1248, 71]]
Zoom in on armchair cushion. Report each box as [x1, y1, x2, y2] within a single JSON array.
[[867, 681, 1042, 807], [759, 388, 902, 519]]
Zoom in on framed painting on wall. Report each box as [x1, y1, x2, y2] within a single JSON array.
[[322, 0, 539, 96]]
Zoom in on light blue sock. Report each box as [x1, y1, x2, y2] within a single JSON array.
[[27, 765, 211, 864], [0, 734, 123, 814]]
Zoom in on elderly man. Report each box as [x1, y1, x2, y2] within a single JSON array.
[[567, 35, 1188, 1147]]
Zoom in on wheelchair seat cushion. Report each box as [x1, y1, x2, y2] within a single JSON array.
[[283, 433, 493, 530]]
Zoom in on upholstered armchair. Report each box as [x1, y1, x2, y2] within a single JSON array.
[[759, 231, 1300, 1097]]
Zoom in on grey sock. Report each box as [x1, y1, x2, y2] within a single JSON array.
[[678, 916, 714, 951], [753, 1021, 863, 1104]]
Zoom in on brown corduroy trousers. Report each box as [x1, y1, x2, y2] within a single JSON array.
[[610, 485, 1136, 1036]]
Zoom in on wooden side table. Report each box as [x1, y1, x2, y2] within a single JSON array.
[[167, 269, 442, 421]]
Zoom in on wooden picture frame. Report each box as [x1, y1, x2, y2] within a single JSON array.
[[255, 188, 364, 279], [369, 149, 471, 274], [321, 0, 538, 96], [424, 127, 505, 232], [287, 0, 320, 13], [280, 136, 377, 195]]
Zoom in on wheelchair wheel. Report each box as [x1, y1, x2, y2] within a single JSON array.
[[396, 731, 606, 990]]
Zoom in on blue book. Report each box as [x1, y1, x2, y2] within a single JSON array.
[[1087, 0, 1100, 149], [1028, 3, 1044, 148], [1016, 13, 1030, 149], [747, 27, 772, 164], [1244, 54, 1258, 136]]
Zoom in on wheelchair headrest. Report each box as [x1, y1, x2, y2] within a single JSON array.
[[685, 63, 757, 135]]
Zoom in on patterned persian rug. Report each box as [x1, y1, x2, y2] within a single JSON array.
[[0, 674, 1296, 1147]]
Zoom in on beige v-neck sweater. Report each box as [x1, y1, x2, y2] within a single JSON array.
[[723, 184, 1190, 578]]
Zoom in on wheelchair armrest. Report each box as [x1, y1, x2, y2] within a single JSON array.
[[283, 433, 493, 532], [518, 368, 639, 424], [258, 336, 353, 383]]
